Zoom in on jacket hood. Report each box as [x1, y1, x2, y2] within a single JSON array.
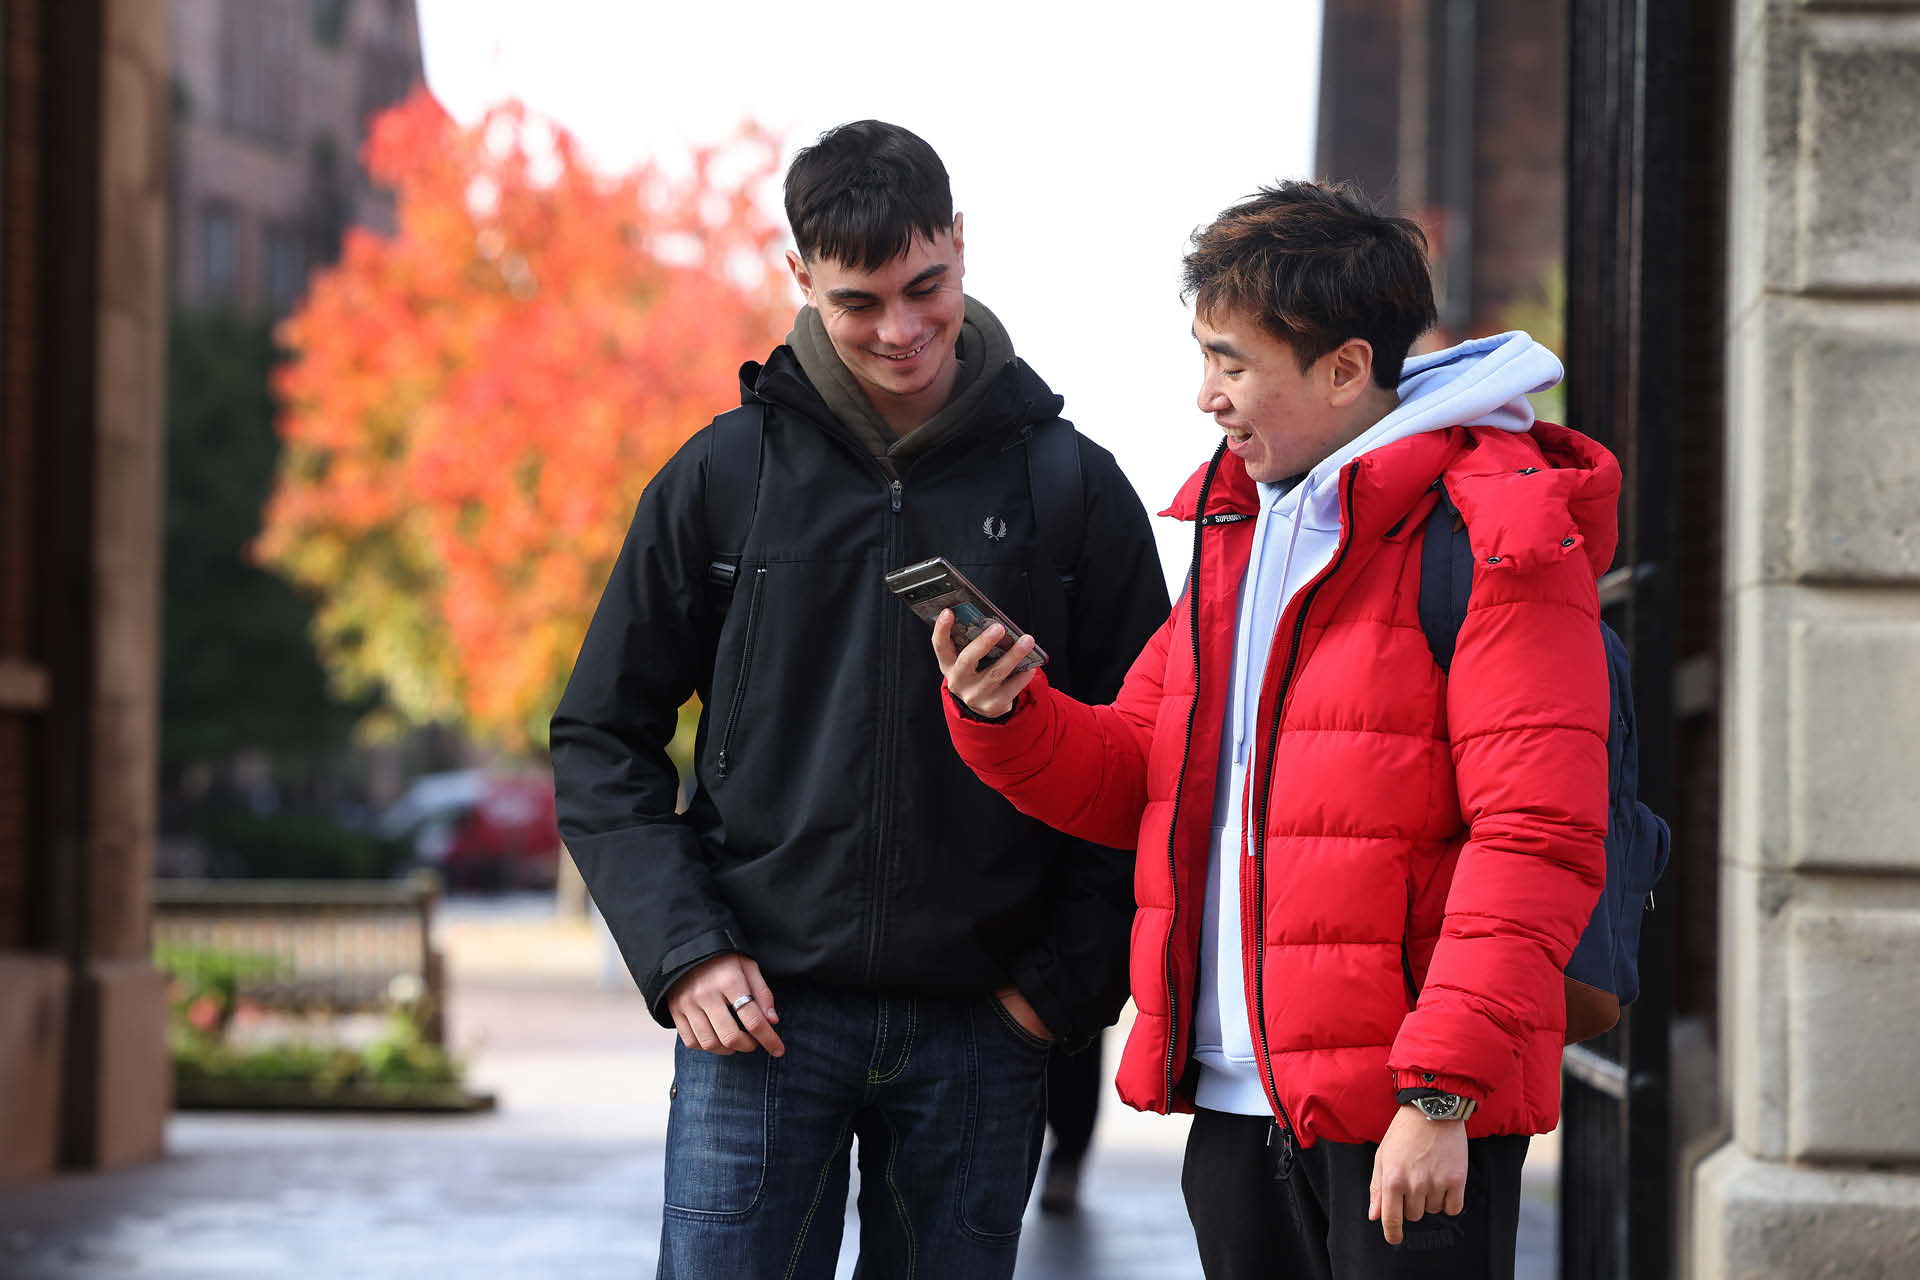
[[777, 296, 1030, 466], [741, 342, 1064, 451], [1442, 421, 1621, 579]]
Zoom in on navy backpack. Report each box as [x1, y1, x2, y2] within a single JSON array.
[[1418, 486, 1671, 1043]]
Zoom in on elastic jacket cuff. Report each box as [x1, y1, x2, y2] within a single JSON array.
[[945, 684, 1021, 724], [1391, 1068, 1483, 1103], [644, 927, 741, 1026]]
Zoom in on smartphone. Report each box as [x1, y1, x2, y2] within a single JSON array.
[[884, 557, 1049, 673]]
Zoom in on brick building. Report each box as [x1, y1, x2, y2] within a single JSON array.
[[169, 0, 422, 313], [1315, 0, 1567, 343], [0, 0, 424, 1183], [0, 0, 171, 1181]]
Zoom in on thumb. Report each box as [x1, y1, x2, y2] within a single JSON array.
[[931, 609, 955, 670], [743, 958, 778, 1022]]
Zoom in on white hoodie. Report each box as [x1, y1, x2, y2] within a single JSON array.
[[1192, 331, 1564, 1116]]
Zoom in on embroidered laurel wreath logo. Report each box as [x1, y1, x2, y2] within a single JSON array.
[[982, 516, 1009, 541]]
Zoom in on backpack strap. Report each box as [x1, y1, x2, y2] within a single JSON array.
[[1417, 483, 1475, 672], [1415, 476, 1671, 1035], [1024, 419, 1085, 598], [704, 403, 767, 593]]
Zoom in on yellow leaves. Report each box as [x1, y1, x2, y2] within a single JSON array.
[[259, 91, 788, 750]]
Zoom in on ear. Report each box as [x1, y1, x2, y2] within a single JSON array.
[[1326, 337, 1376, 407], [949, 212, 966, 282], [785, 249, 815, 305]]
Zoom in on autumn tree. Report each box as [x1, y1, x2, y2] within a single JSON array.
[[259, 92, 790, 749]]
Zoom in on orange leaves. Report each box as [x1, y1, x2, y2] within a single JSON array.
[[259, 91, 789, 749]]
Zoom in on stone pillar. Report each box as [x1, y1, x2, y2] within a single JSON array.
[[1692, 1, 1920, 1274], [73, 0, 171, 1171]]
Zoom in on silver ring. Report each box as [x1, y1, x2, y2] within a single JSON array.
[[729, 993, 754, 1012]]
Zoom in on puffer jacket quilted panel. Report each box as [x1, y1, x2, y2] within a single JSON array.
[[946, 423, 1617, 1145]]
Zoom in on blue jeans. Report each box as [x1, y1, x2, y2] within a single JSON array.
[[657, 981, 1051, 1280]]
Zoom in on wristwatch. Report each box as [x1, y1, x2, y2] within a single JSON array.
[[1405, 1091, 1476, 1122]]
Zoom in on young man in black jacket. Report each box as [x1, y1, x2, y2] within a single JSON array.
[[550, 119, 1168, 1280]]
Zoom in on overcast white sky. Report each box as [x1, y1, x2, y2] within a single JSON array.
[[416, 0, 1326, 587]]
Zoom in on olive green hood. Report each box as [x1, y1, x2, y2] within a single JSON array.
[[785, 295, 1017, 475]]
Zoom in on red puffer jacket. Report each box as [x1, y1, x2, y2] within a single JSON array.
[[946, 423, 1618, 1145]]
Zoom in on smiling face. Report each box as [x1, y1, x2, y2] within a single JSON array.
[[1193, 308, 1388, 484], [787, 217, 967, 434]]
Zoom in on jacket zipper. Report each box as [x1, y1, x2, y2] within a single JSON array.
[[747, 388, 1028, 981], [714, 566, 768, 779], [1248, 464, 1361, 1141], [1159, 441, 1229, 1110], [863, 478, 907, 983]]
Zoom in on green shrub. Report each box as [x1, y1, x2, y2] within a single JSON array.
[[157, 942, 465, 1095], [170, 1012, 461, 1092], [155, 942, 286, 1037], [196, 809, 412, 880]]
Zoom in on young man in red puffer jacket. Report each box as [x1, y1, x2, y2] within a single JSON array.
[[933, 181, 1616, 1279]]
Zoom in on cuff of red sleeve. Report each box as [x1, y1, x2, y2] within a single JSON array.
[[1391, 1068, 1484, 1103], [944, 683, 1022, 724]]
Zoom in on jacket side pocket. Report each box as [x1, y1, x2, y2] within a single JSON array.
[[714, 566, 768, 779]]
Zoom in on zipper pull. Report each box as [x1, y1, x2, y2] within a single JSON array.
[[890, 480, 903, 513], [716, 750, 731, 779], [1266, 1122, 1296, 1180]]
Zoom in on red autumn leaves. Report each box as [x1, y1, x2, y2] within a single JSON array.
[[260, 92, 789, 747]]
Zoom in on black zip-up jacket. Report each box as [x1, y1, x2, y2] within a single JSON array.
[[550, 345, 1168, 1041]]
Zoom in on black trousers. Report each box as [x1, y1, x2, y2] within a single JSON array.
[[1181, 1107, 1529, 1280], [1045, 1034, 1103, 1164]]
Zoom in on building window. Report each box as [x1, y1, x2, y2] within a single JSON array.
[[305, 139, 348, 269], [310, 0, 352, 47], [219, 0, 296, 145], [265, 224, 305, 316], [203, 204, 239, 304], [358, 0, 419, 142]]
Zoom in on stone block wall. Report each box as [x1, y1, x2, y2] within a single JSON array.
[[75, 0, 171, 1173], [1694, 0, 1920, 1272], [0, 0, 169, 1182]]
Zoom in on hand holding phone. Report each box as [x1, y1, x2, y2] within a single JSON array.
[[884, 557, 1045, 719], [931, 610, 1042, 720], [883, 558, 1048, 673]]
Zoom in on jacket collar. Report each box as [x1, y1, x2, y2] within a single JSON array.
[[1161, 445, 1259, 523]]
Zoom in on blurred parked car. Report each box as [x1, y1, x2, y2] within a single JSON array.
[[377, 769, 561, 889]]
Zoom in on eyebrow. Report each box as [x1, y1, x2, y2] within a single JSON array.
[[1191, 326, 1247, 361], [826, 263, 950, 304]]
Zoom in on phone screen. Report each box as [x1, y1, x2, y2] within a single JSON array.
[[884, 558, 1048, 673]]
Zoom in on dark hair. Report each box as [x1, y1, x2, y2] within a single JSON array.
[[1181, 181, 1437, 388], [783, 120, 953, 272]]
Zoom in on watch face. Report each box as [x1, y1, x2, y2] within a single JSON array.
[[1417, 1095, 1462, 1120]]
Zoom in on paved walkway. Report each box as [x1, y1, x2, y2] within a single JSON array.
[[0, 894, 1557, 1277]]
